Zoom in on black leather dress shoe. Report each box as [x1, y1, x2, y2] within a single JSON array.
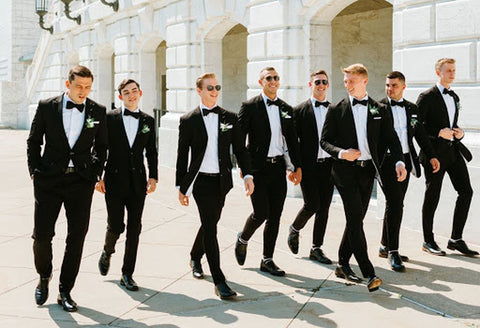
[[309, 248, 332, 264], [214, 281, 237, 300], [388, 252, 405, 272], [447, 240, 479, 256], [98, 250, 111, 276], [57, 292, 77, 312], [120, 274, 139, 291], [235, 232, 247, 266], [190, 259, 204, 279], [35, 276, 51, 305], [378, 245, 409, 262], [334, 265, 363, 283], [287, 226, 299, 254], [260, 260, 285, 276], [367, 276, 382, 292], [422, 241, 446, 256]]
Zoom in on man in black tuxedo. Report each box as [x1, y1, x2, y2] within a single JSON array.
[[378, 71, 440, 271], [417, 58, 478, 256], [288, 70, 334, 264], [320, 63, 407, 292], [176, 73, 254, 299], [27, 65, 107, 311], [234, 67, 302, 277], [96, 79, 158, 291]]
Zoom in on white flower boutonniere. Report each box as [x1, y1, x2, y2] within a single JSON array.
[[369, 104, 380, 116], [281, 111, 291, 119], [410, 118, 419, 128], [220, 122, 233, 132], [456, 101, 462, 111], [141, 124, 150, 134], [85, 116, 96, 129]]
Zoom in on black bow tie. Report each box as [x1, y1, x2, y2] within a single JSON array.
[[202, 106, 219, 116], [315, 100, 330, 108], [352, 98, 368, 106], [267, 99, 281, 107], [443, 88, 457, 98], [390, 100, 405, 107], [66, 101, 84, 112], [124, 110, 140, 119]]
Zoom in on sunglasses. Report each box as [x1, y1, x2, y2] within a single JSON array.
[[314, 79, 328, 86], [264, 75, 280, 82], [206, 85, 221, 91]]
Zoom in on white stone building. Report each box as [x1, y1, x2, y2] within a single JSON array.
[[2, 0, 480, 240]]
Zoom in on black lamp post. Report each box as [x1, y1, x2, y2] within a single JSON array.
[[35, 0, 53, 34], [100, 0, 119, 12], [61, 0, 81, 25]]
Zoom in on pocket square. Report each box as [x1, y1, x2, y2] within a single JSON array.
[[373, 117, 382, 120]]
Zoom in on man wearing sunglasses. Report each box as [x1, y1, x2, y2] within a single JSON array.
[[176, 73, 254, 299], [288, 70, 334, 265], [321, 63, 407, 292], [235, 67, 302, 276]]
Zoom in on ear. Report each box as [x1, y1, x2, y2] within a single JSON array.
[[118, 94, 123, 101], [258, 79, 263, 87], [65, 80, 70, 89], [308, 81, 313, 88], [139, 90, 143, 97]]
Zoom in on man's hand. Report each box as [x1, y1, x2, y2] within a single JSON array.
[[396, 163, 407, 182], [287, 168, 302, 185], [146, 178, 157, 194], [178, 190, 189, 206], [95, 179, 106, 194], [430, 158, 440, 173], [341, 148, 361, 161], [438, 127, 454, 140], [244, 177, 254, 196], [453, 127, 464, 139]]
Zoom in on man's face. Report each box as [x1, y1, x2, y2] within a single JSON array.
[[259, 70, 280, 96], [197, 77, 220, 105], [437, 63, 456, 85], [119, 82, 142, 110], [65, 76, 93, 104], [309, 74, 329, 100], [385, 77, 406, 101], [343, 72, 368, 98]]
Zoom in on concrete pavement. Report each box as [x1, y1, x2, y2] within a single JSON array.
[[0, 129, 479, 327]]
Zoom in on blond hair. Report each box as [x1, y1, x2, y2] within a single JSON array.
[[342, 63, 368, 77], [196, 73, 216, 89], [435, 58, 456, 71]]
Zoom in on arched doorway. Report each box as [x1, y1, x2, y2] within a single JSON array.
[[95, 44, 115, 110]]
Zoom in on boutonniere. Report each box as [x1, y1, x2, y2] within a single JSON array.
[[410, 118, 419, 128], [85, 116, 97, 129], [456, 101, 462, 111], [220, 122, 233, 132], [141, 124, 150, 134], [281, 110, 291, 119], [368, 104, 380, 116]]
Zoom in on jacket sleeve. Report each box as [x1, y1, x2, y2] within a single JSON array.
[[175, 115, 190, 190], [380, 104, 404, 164], [320, 105, 343, 158], [92, 105, 108, 181], [232, 114, 252, 176], [145, 116, 159, 180], [26, 101, 46, 176], [411, 104, 436, 160]]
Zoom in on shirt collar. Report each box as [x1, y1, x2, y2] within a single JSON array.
[[436, 82, 451, 94], [200, 103, 218, 110], [122, 104, 140, 115], [262, 92, 278, 106], [349, 93, 368, 106], [387, 96, 404, 104], [63, 93, 86, 109]]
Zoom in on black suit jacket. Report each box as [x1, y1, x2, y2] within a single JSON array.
[[320, 96, 403, 183], [103, 108, 158, 195], [175, 106, 252, 196], [238, 94, 301, 172], [379, 97, 436, 177], [27, 94, 107, 182], [416, 85, 472, 163], [293, 99, 330, 171]]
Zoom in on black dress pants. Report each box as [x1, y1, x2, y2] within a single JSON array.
[[240, 160, 287, 259], [190, 174, 226, 285], [32, 172, 95, 293]]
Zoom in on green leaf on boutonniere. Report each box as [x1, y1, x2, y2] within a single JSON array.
[[85, 116, 95, 128], [410, 118, 419, 128], [456, 101, 462, 111], [141, 124, 150, 134], [281, 110, 291, 119], [220, 122, 233, 132]]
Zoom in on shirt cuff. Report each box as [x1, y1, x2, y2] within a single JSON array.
[[243, 175, 253, 181], [395, 161, 405, 168]]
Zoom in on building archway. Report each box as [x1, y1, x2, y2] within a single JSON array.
[[307, 0, 393, 102], [94, 44, 115, 110]]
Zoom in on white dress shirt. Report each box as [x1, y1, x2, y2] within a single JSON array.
[[436, 82, 456, 129], [311, 97, 331, 159], [62, 93, 86, 167], [388, 97, 410, 154], [198, 104, 220, 174], [349, 95, 371, 160], [122, 105, 140, 148], [262, 93, 285, 157]]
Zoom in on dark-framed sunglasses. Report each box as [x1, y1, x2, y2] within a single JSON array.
[[314, 79, 328, 86], [206, 85, 221, 91], [265, 75, 280, 82]]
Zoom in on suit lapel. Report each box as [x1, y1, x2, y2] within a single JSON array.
[[115, 109, 131, 149], [343, 98, 359, 148], [306, 101, 320, 145], [194, 107, 208, 148], [56, 94, 70, 149], [131, 112, 145, 150], [432, 86, 451, 126], [72, 98, 94, 151]]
